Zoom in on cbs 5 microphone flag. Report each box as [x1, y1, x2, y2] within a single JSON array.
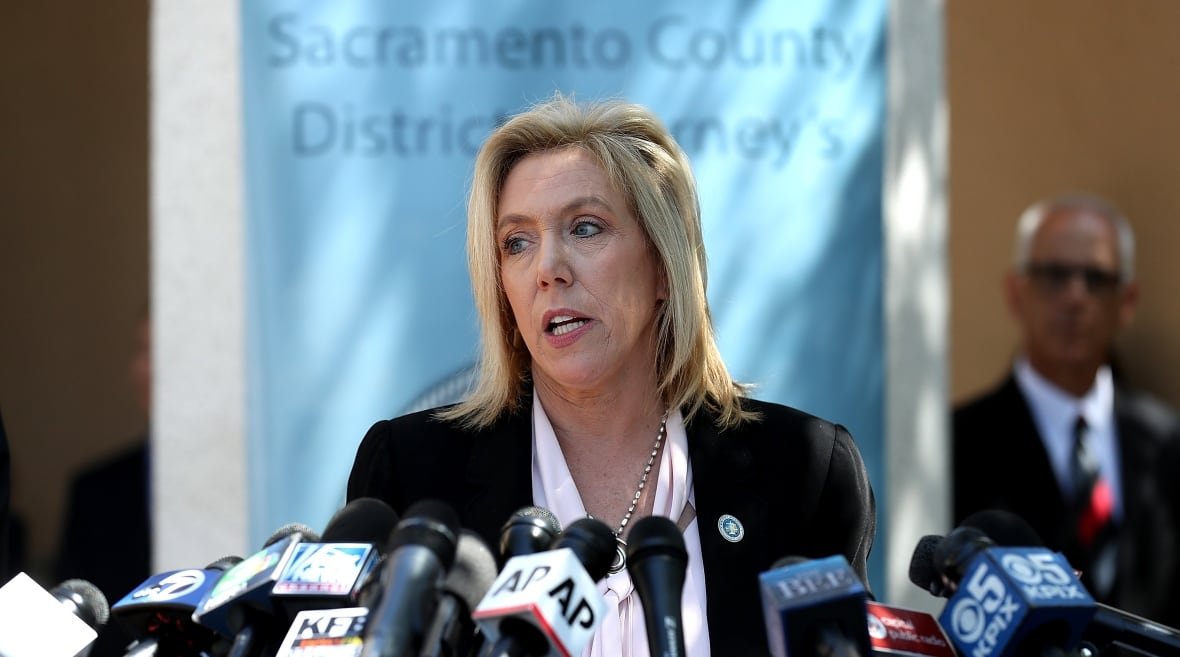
[[939, 547, 1094, 657]]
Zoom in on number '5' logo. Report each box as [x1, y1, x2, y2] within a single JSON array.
[[1000, 551, 1071, 586], [965, 563, 1006, 612]]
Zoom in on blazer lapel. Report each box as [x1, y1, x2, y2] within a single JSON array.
[[462, 407, 535, 547], [687, 411, 770, 650], [995, 377, 1072, 527]]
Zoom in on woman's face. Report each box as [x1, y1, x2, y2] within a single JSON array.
[[497, 147, 666, 396]]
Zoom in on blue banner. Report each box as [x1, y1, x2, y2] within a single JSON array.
[[241, 0, 885, 584]]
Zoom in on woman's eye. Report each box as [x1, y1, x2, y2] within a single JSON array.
[[572, 221, 602, 237], [502, 236, 527, 255]]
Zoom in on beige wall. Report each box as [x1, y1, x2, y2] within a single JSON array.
[[948, 0, 1180, 408], [0, 2, 149, 576]]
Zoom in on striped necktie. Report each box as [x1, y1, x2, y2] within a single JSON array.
[[1071, 415, 1119, 598], [1072, 415, 1113, 548]]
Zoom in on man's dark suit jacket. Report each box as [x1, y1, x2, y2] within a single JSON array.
[[954, 375, 1180, 626], [348, 396, 877, 656], [57, 439, 151, 657]]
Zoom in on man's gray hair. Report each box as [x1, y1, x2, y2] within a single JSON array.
[[1013, 193, 1136, 282]]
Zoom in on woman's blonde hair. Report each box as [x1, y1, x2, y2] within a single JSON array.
[[440, 94, 754, 429]]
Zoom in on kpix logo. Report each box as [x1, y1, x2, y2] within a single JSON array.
[[947, 561, 1021, 651], [999, 551, 1087, 601]]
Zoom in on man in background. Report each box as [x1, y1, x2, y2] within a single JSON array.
[[954, 194, 1180, 625], [56, 310, 152, 655]]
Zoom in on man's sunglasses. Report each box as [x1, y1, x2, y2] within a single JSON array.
[[1024, 262, 1122, 294]]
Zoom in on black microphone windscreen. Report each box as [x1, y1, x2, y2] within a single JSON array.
[[54, 578, 110, 629], [446, 530, 500, 611], [553, 517, 617, 581], [960, 509, 1044, 547], [625, 516, 688, 657], [388, 499, 461, 570], [932, 526, 993, 586], [908, 534, 943, 592], [205, 555, 243, 571], [498, 505, 562, 563], [625, 515, 687, 562], [322, 497, 401, 546], [771, 555, 808, 570], [264, 522, 320, 547]]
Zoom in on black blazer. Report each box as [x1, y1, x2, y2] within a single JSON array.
[[348, 396, 877, 656], [953, 375, 1180, 626]]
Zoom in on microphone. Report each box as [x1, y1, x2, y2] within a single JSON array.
[[863, 601, 955, 657], [758, 555, 870, 657], [0, 573, 109, 657], [267, 499, 399, 657], [270, 498, 399, 619], [323, 498, 403, 544], [360, 498, 461, 657], [908, 535, 949, 598], [625, 515, 688, 657], [273, 606, 369, 657], [957, 509, 1042, 548], [497, 506, 561, 566], [549, 516, 616, 581], [111, 556, 241, 657], [417, 529, 499, 657], [192, 523, 319, 656], [951, 509, 1180, 657], [473, 516, 616, 657], [911, 518, 1095, 657]]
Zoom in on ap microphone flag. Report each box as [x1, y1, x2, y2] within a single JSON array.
[[473, 547, 607, 657]]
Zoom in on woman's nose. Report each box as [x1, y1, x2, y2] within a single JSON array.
[[536, 235, 572, 287]]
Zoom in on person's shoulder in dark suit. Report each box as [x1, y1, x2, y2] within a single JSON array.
[[1116, 385, 1180, 443], [56, 439, 151, 657], [952, 375, 1025, 522], [56, 438, 151, 600], [719, 397, 878, 580]]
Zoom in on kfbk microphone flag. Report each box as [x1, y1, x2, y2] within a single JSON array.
[[939, 547, 1094, 657], [275, 606, 368, 657], [473, 547, 607, 657]]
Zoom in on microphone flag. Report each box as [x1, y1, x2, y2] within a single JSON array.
[[472, 547, 606, 657], [939, 547, 1094, 657], [275, 606, 369, 657], [0, 572, 100, 657], [864, 601, 954, 657]]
